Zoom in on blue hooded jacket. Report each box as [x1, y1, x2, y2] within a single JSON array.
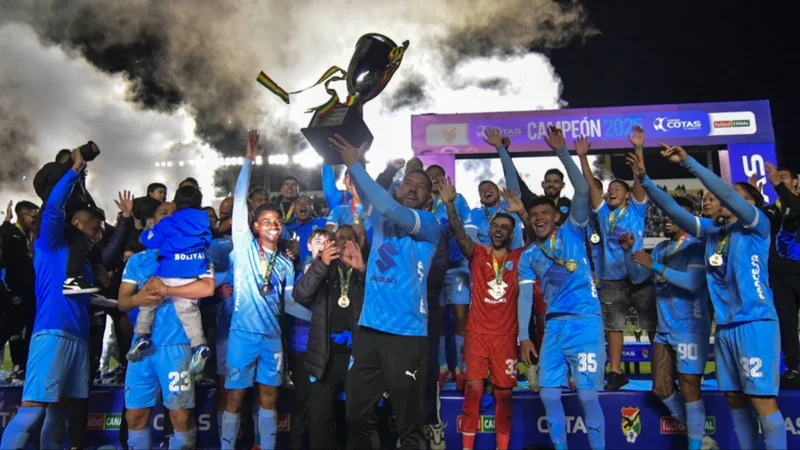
[[141, 208, 212, 278]]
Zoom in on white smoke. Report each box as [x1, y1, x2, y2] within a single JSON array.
[[0, 0, 594, 213]]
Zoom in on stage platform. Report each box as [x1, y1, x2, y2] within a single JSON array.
[[1, 379, 799, 449]]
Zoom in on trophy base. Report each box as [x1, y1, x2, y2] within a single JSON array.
[[301, 105, 373, 165]]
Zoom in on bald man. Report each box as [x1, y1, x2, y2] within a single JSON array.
[[217, 197, 234, 237]]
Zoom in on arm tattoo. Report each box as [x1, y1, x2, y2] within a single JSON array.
[[445, 201, 474, 258]]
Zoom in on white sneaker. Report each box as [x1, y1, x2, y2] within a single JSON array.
[[701, 436, 719, 450], [526, 363, 540, 392], [425, 422, 447, 450]]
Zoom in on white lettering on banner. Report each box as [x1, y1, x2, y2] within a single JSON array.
[[786, 416, 800, 435], [0, 411, 12, 428], [537, 416, 587, 434], [153, 413, 212, 431], [527, 119, 602, 140], [750, 255, 766, 300], [174, 252, 206, 261], [741, 154, 771, 203]]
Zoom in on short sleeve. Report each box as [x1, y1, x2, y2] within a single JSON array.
[[121, 256, 142, 287], [562, 216, 586, 241], [326, 206, 339, 228], [630, 196, 649, 218], [455, 195, 471, 223], [518, 247, 538, 285], [594, 201, 611, 222]]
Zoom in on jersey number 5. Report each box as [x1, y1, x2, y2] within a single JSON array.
[[168, 371, 192, 392], [578, 353, 597, 373]]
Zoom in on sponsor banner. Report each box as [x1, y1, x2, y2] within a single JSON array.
[[411, 100, 774, 155], [726, 142, 779, 205], [660, 416, 717, 435], [456, 415, 496, 433]]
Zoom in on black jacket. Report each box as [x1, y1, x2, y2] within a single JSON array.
[[764, 183, 800, 276], [0, 222, 35, 296], [33, 160, 97, 218], [293, 258, 366, 380]]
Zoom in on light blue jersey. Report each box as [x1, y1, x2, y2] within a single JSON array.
[[464, 202, 524, 250], [326, 201, 373, 241], [348, 163, 441, 337], [230, 159, 311, 339], [431, 193, 471, 265], [284, 218, 327, 261], [593, 198, 648, 281], [650, 236, 711, 334], [519, 219, 601, 318]]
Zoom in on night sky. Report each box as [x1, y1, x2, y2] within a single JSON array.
[[549, 0, 796, 170]]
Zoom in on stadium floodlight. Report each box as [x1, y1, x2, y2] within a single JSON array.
[[269, 154, 290, 165]]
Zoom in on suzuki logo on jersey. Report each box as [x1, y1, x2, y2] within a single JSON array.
[[376, 242, 399, 273], [485, 278, 508, 304], [653, 117, 702, 132], [750, 255, 766, 300]]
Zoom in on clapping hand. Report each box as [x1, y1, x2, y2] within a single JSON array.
[[618, 232, 635, 251], [320, 241, 339, 266], [341, 240, 365, 272]]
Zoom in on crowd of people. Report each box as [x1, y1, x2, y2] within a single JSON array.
[[0, 123, 797, 450]]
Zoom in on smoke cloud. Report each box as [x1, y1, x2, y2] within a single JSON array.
[[0, 89, 39, 188], [0, 0, 593, 208]]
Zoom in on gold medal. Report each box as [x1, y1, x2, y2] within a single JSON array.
[[656, 275, 666, 284], [564, 260, 578, 272], [709, 253, 723, 267], [338, 295, 350, 308], [590, 232, 600, 244]]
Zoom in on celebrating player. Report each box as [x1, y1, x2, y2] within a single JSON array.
[[440, 173, 528, 450], [639, 143, 785, 449], [0, 151, 102, 449], [328, 134, 441, 450], [518, 128, 606, 450], [219, 130, 312, 450], [621, 151, 715, 450]]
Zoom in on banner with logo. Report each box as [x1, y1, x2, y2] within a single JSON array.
[[725, 142, 779, 205], [411, 100, 774, 155]]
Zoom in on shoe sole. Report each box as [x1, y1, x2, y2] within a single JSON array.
[[63, 287, 101, 295]]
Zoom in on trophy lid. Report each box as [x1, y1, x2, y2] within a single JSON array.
[[346, 33, 400, 102]]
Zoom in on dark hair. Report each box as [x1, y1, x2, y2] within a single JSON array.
[[335, 225, 357, 238], [74, 206, 106, 222], [203, 206, 217, 216], [248, 187, 268, 199], [492, 212, 516, 229], [253, 204, 282, 223], [15, 201, 39, 215], [404, 169, 433, 192], [544, 168, 564, 181], [673, 196, 695, 212], [609, 179, 631, 193], [310, 228, 334, 241], [777, 166, 799, 181], [55, 149, 72, 163], [174, 185, 203, 210], [147, 183, 167, 195], [282, 176, 300, 184], [734, 182, 765, 209], [426, 164, 445, 174], [526, 195, 557, 213], [478, 180, 499, 191], [179, 177, 199, 188], [126, 240, 146, 254]]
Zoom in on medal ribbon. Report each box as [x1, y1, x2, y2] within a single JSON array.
[[662, 233, 689, 267], [713, 228, 730, 256], [258, 245, 279, 293], [538, 232, 575, 270], [281, 202, 295, 222], [350, 200, 366, 225], [338, 265, 353, 299], [491, 253, 508, 287], [607, 207, 627, 234], [431, 196, 443, 214]]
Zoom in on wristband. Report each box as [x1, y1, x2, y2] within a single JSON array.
[[634, 145, 644, 152]]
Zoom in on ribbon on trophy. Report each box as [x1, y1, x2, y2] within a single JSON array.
[[256, 41, 408, 117]]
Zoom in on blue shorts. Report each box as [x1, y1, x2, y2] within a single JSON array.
[[654, 331, 710, 375], [124, 344, 194, 410], [216, 329, 229, 376], [224, 330, 283, 390], [23, 331, 89, 402], [715, 320, 780, 396], [439, 268, 470, 306], [539, 315, 606, 390]]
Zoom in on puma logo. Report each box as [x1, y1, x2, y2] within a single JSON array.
[[405, 370, 417, 380]]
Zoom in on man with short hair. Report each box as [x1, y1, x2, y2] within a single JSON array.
[[542, 168, 572, 224], [219, 130, 311, 450], [1, 150, 103, 449], [328, 134, 441, 450], [0, 200, 39, 384], [285, 195, 328, 262], [119, 200, 216, 450], [217, 196, 234, 237], [248, 187, 269, 210], [762, 165, 800, 387], [326, 170, 372, 242], [274, 176, 301, 225]]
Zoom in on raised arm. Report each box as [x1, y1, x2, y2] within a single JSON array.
[[330, 135, 440, 243], [766, 163, 800, 211], [441, 176, 474, 258], [663, 144, 757, 226], [322, 164, 347, 210], [376, 160, 402, 190], [483, 129, 521, 195], [628, 126, 648, 203], [233, 130, 261, 244], [639, 176, 700, 236], [545, 128, 589, 225], [38, 154, 83, 252]]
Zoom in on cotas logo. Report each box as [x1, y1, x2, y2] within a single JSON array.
[[660, 416, 716, 435], [621, 407, 641, 443], [442, 127, 457, 144], [276, 414, 291, 432], [456, 415, 496, 433]]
